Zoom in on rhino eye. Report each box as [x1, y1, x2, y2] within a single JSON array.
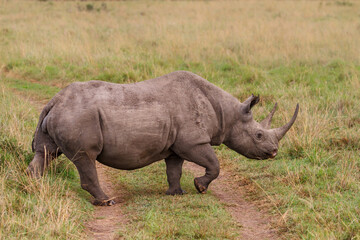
[[255, 132, 263, 140]]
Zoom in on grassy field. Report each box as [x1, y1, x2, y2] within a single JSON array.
[[1, 0, 360, 239]]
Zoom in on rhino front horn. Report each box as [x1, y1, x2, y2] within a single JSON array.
[[274, 104, 299, 140]]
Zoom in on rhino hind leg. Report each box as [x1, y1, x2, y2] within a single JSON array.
[[173, 144, 220, 194], [165, 154, 185, 195], [72, 152, 115, 206]]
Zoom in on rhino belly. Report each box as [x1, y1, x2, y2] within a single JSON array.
[[96, 105, 173, 170], [97, 148, 172, 170], [97, 130, 172, 169]]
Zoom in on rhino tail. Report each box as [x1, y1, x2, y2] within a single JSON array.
[[31, 95, 60, 152]]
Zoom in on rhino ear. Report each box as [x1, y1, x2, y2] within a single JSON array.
[[242, 94, 260, 114]]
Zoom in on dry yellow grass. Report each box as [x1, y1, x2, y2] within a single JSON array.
[[0, 80, 91, 239], [1, 1, 359, 73]]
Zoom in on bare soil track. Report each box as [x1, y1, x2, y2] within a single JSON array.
[[85, 163, 128, 240], [184, 162, 279, 240], [6, 72, 279, 240]]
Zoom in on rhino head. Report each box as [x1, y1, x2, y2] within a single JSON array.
[[224, 95, 299, 160]]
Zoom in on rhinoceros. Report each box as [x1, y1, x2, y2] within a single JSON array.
[[27, 71, 298, 206]]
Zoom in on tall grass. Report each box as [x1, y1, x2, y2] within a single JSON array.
[[0, 81, 92, 239], [1, 1, 359, 85]]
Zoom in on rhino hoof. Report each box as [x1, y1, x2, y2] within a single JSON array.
[[106, 200, 116, 206], [93, 199, 116, 206], [166, 188, 186, 195], [26, 166, 41, 179], [194, 178, 207, 194]]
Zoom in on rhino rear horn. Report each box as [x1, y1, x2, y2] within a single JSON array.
[[260, 103, 278, 129], [274, 104, 299, 140]]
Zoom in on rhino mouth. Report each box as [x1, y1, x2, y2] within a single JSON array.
[[238, 146, 278, 160], [255, 151, 277, 160], [268, 151, 277, 158]]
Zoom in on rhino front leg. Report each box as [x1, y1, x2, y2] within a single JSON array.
[[165, 154, 185, 195], [72, 153, 114, 206], [174, 144, 220, 194]]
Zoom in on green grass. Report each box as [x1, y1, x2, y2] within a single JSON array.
[[216, 146, 360, 239], [3, 78, 60, 99]]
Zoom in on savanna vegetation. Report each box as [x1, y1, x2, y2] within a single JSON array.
[[0, 0, 359, 239]]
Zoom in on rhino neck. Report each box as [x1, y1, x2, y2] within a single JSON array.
[[208, 92, 241, 146], [182, 73, 242, 146]]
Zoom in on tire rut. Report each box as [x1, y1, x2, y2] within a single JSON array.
[[184, 162, 279, 240], [85, 163, 128, 240]]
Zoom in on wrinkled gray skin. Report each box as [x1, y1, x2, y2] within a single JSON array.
[[27, 71, 299, 206]]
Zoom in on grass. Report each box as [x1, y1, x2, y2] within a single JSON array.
[[0, 80, 93, 239], [3, 77, 60, 100], [1, 0, 360, 239]]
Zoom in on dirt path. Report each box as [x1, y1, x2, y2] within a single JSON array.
[[85, 163, 128, 240], [184, 162, 279, 240]]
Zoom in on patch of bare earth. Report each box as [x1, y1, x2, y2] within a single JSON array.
[[85, 163, 128, 240], [184, 162, 279, 240]]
